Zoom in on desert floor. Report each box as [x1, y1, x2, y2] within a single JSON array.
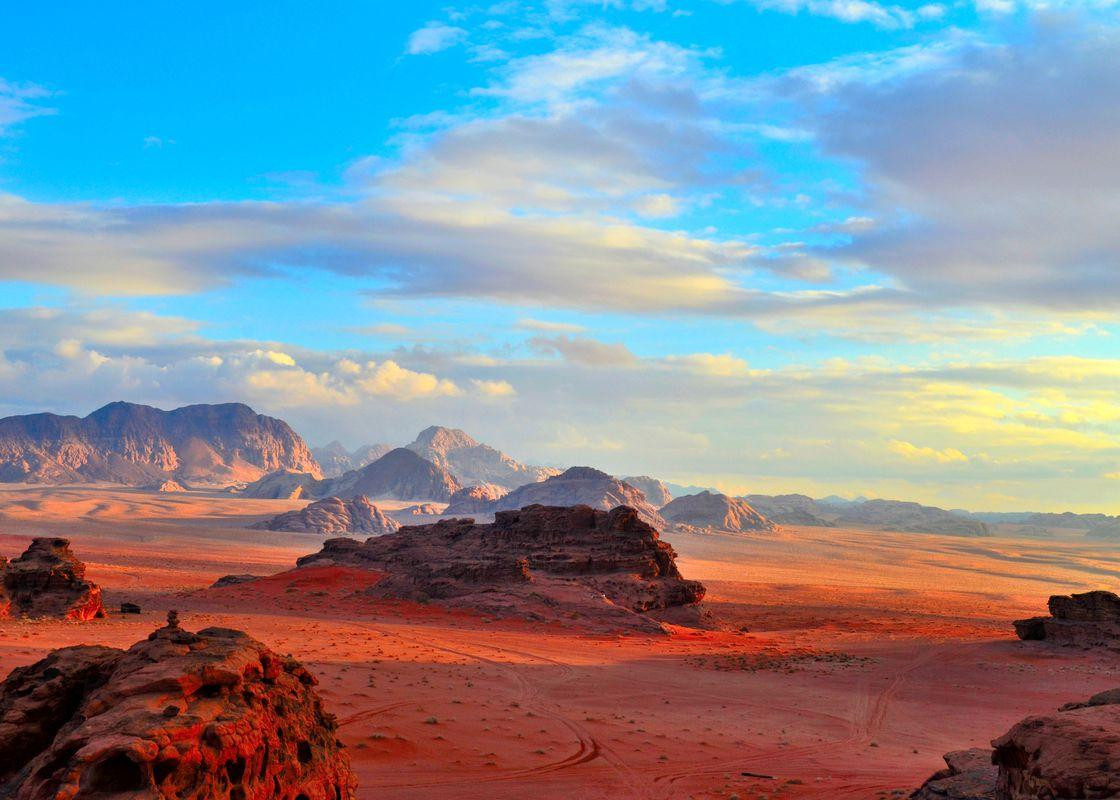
[[2, 485, 1119, 800]]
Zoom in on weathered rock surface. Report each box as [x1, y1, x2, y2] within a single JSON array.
[[405, 426, 557, 490], [744, 493, 836, 527], [911, 749, 998, 800], [399, 503, 442, 516], [485, 468, 666, 528], [324, 448, 461, 502], [0, 401, 321, 485], [240, 468, 318, 499], [444, 483, 507, 515], [251, 495, 401, 535], [141, 478, 188, 493], [297, 504, 705, 631], [622, 476, 673, 507], [1014, 590, 1120, 649], [661, 491, 776, 533], [0, 615, 356, 799], [914, 689, 1120, 799], [834, 499, 991, 537], [0, 537, 105, 620], [312, 440, 392, 478]]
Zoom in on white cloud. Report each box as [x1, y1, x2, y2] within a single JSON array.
[[406, 23, 468, 55], [0, 78, 54, 136]]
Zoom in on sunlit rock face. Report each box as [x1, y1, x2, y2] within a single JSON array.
[[0, 616, 356, 799], [0, 537, 105, 620]]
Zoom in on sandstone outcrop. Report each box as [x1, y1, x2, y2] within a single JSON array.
[[297, 504, 705, 631], [621, 476, 673, 507], [913, 689, 1120, 799], [141, 478, 188, 493], [405, 425, 557, 490], [251, 495, 401, 535], [240, 468, 318, 499], [0, 537, 104, 620], [444, 483, 507, 515], [661, 491, 776, 533], [1014, 590, 1120, 649], [0, 401, 320, 485], [0, 614, 356, 798], [486, 468, 666, 528]]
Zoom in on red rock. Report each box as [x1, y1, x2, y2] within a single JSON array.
[[910, 749, 997, 799], [0, 537, 105, 620], [297, 503, 705, 631], [1014, 590, 1120, 649], [0, 614, 356, 799]]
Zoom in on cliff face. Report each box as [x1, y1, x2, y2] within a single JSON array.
[[0, 537, 105, 620], [298, 503, 705, 631], [0, 401, 321, 485]]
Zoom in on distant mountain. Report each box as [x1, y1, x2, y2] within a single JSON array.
[[311, 441, 393, 478], [444, 483, 508, 515], [324, 448, 461, 502], [745, 494, 835, 527], [487, 467, 666, 528], [0, 401, 320, 486], [833, 499, 990, 537], [621, 476, 673, 507], [661, 491, 776, 533], [405, 426, 558, 490], [239, 469, 318, 500]]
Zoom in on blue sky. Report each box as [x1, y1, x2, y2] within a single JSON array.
[[1, 0, 1119, 511]]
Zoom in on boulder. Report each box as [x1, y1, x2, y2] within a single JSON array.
[[0, 537, 105, 620], [0, 614, 356, 799], [911, 749, 997, 799], [1013, 590, 1120, 649], [251, 495, 400, 536], [298, 503, 705, 631]]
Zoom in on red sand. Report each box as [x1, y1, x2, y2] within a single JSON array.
[[2, 484, 1119, 799]]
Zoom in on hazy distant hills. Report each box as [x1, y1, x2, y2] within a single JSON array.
[[311, 441, 392, 478], [405, 425, 558, 490], [0, 401, 320, 485]]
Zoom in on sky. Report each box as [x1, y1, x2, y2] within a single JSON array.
[[1, 0, 1118, 512]]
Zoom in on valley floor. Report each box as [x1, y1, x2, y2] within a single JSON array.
[[2, 485, 1118, 799]]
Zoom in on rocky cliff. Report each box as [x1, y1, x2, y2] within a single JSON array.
[[0, 614, 355, 798], [1014, 590, 1120, 649], [298, 504, 705, 631], [0, 537, 104, 620], [0, 401, 320, 485]]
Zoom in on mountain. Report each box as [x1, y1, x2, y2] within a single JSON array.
[[487, 467, 666, 528], [661, 491, 776, 533], [833, 499, 990, 537], [621, 475, 672, 506], [311, 441, 393, 478], [744, 494, 835, 527], [239, 469, 318, 500], [405, 426, 558, 490], [444, 483, 508, 515], [324, 448, 461, 502], [0, 401, 320, 485], [250, 495, 400, 535]]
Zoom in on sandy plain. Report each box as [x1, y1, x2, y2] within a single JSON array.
[[2, 483, 1118, 800]]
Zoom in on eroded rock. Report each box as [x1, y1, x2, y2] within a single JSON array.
[[0, 537, 105, 620], [251, 495, 400, 536], [1014, 590, 1120, 649]]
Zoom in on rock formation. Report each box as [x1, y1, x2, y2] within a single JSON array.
[[0, 538, 104, 620], [744, 493, 836, 527], [622, 475, 673, 507], [0, 401, 321, 485], [913, 688, 1120, 799], [1014, 590, 1120, 648], [0, 614, 356, 798], [405, 425, 557, 490], [444, 483, 508, 515], [141, 478, 188, 493], [661, 491, 776, 533], [240, 468, 318, 499], [312, 440, 392, 478], [298, 504, 705, 631], [251, 495, 400, 536], [324, 448, 461, 502], [485, 468, 666, 528], [400, 503, 442, 516], [833, 499, 990, 537]]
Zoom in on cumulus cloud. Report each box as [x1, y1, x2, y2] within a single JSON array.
[[406, 23, 468, 55], [528, 334, 638, 367]]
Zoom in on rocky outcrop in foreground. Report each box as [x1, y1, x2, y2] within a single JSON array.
[[444, 483, 507, 514], [298, 504, 705, 631], [913, 688, 1120, 799], [661, 491, 776, 533], [0, 401, 320, 485], [1014, 590, 1120, 649], [486, 468, 667, 528], [0, 614, 356, 799], [0, 538, 104, 620], [251, 495, 400, 535]]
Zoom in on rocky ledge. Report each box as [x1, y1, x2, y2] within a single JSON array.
[[297, 503, 706, 631], [0, 613, 356, 799], [251, 494, 400, 536], [1014, 590, 1120, 649], [912, 687, 1120, 799], [0, 537, 105, 620]]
